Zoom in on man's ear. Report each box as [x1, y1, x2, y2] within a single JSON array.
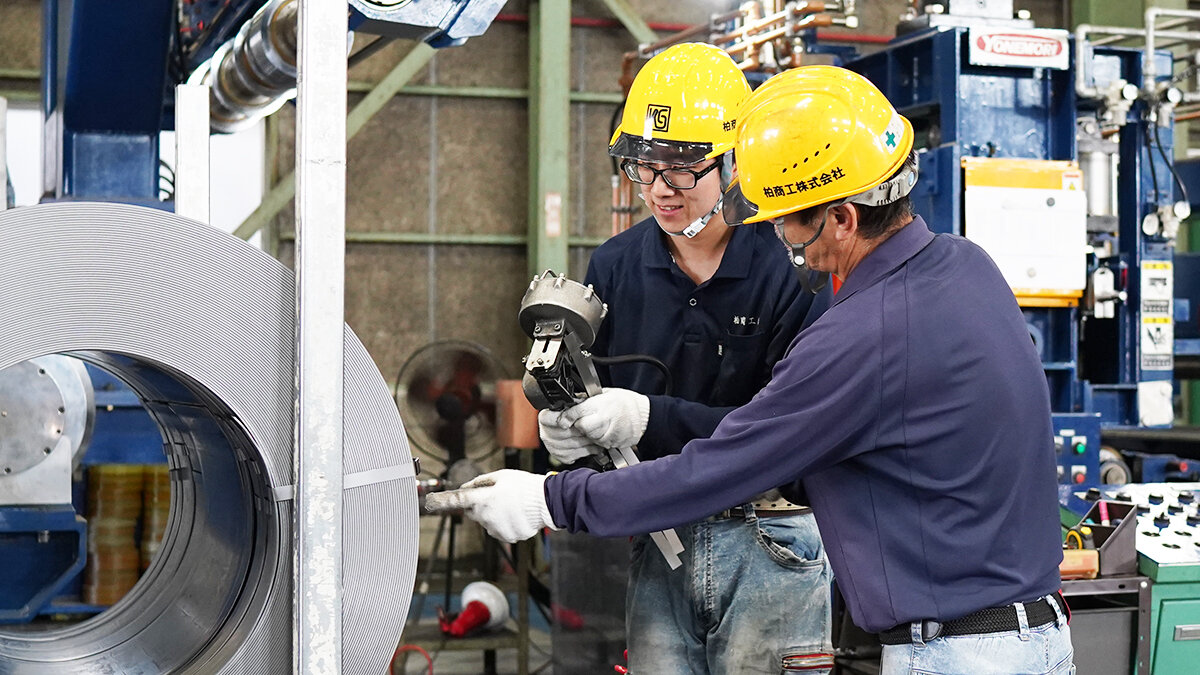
[[830, 203, 858, 241]]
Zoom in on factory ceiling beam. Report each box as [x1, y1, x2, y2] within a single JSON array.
[[526, 0, 572, 278], [598, 0, 659, 46], [234, 41, 436, 240]]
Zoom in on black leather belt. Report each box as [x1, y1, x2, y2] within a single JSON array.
[[877, 592, 1069, 645], [710, 505, 812, 520]]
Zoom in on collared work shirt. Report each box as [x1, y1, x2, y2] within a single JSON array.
[[585, 216, 826, 458], [547, 216, 1063, 633]]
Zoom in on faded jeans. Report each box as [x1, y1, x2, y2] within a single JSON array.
[[626, 507, 832, 674], [880, 594, 1075, 675]]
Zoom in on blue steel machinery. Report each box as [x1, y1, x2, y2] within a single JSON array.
[[0, 0, 503, 624], [834, 4, 1200, 672], [653, 0, 1185, 484], [843, 2, 1189, 490]]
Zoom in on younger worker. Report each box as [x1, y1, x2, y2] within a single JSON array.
[[538, 43, 832, 674]]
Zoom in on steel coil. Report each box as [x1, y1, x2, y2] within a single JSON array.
[[0, 202, 418, 674]]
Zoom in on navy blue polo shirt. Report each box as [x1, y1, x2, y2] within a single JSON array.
[[584, 216, 828, 459], [547, 216, 1064, 633]]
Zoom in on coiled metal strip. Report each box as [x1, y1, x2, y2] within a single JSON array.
[[0, 202, 417, 674]]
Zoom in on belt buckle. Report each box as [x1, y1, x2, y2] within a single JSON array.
[[921, 620, 943, 641]]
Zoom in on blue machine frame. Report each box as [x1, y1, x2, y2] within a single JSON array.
[[845, 27, 1178, 488]]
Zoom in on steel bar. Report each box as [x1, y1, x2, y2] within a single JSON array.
[[527, 0, 572, 278], [294, 0, 347, 672], [174, 84, 211, 223]]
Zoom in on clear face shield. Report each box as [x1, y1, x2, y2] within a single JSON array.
[[614, 139, 734, 239]]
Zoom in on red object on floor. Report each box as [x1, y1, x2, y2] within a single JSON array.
[[439, 600, 493, 637]]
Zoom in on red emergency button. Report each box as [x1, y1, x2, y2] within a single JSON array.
[[1073, 472, 1087, 484]]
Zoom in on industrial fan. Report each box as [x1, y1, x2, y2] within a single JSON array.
[[394, 339, 506, 482], [395, 340, 509, 639]]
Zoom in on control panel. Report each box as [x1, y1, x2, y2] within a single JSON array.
[[1076, 483, 1200, 574], [1054, 413, 1101, 488]]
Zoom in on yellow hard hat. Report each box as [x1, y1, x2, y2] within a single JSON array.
[[609, 43, 751, 166], [722, 66, 916, 225]]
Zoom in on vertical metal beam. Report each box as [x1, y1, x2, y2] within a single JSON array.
[[0, 96, 8, 210], [528, 0, 572, 277], [264, 114, 281, 256], [598, 0, 658, 46], [235, 41, 436, 241], [174, 84, 211, 223], [293, 0, 346, 672]]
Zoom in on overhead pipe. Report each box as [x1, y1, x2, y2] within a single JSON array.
[[1074, 24, 1200, 100], [1145, 7, 1200, 93]]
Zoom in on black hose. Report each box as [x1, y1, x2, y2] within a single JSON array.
[[1145, 121, 1162, 204], [1152, 113, 1190, 206], [590, 353, 672, 395]]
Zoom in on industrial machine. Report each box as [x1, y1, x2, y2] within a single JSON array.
[[1, 0, 506, 638], [42, 0, 505, 203], [0, 356, 92, 622]]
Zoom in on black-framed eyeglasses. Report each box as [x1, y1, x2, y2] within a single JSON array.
[[621, 159, 720, 190]]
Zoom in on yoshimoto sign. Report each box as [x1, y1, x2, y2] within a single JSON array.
[[968, 28, 1069, 70]]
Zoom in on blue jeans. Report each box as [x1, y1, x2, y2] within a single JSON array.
[[880, 595, 1075, 675], [626, 508, 832, 674]]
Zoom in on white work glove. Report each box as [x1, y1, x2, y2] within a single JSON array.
[[560, 387, 650, 450], [538, 408, 605, 463], [423, 469, 559, 543]]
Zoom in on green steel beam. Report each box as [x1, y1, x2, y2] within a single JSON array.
[[348, 81, 623, 104], [569, 90, 624, 104], [0, 69, 40, 103], [0, 90, 37, 102], [278, 230, 606, 247], [235, 41, 436, 240], [262, 113, 281, 257], [598, 0, 658, 46], [527, 0, 572, 277]]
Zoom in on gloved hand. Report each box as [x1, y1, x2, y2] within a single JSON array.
[[539, 409, 605, 463], [424, 469, 559, 543], [560, 387, 650, 450]]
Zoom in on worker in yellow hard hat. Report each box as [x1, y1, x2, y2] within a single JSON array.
[[537, 44, 833, 674], [431, 65, 1072, 675]]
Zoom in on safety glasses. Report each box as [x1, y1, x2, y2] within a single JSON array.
[[620, 159, 721, 190]]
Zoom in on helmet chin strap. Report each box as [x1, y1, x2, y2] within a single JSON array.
[[774, 207, 832, 295], [641, 194, 723, 239], [794, 262, 829, 294]]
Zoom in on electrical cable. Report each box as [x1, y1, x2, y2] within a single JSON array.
[[390, 644, 434, 675], [0, 202, 418, 673], [1152, 110, 1190, 206], [590, 353, 673, 395], [1145, 121, 1163, 204]]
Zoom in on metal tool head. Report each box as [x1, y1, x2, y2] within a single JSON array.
[[518, 270, 607, 348]]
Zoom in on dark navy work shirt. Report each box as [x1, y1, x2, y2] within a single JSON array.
[[547, 216, 1064, 633], [584, 216, 827, 459]]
